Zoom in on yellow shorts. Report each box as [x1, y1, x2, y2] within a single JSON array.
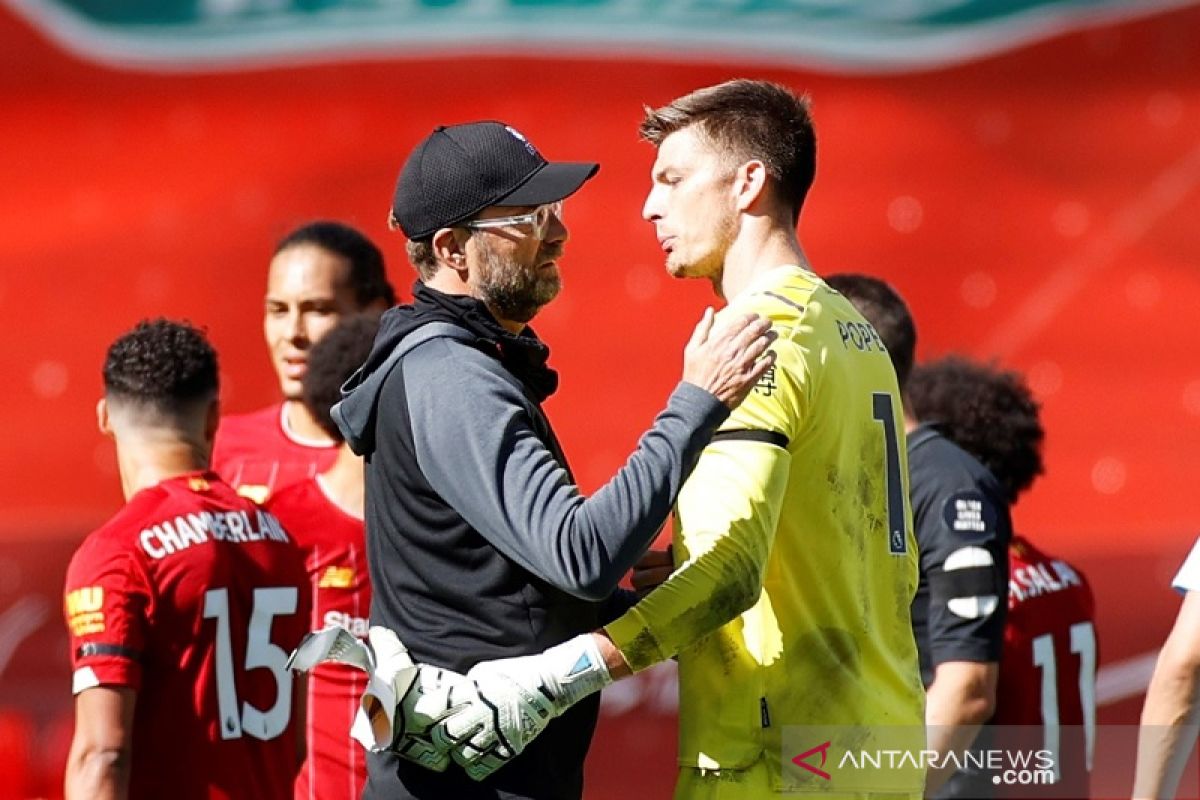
[[674, 759, 777, 800], [674, 759, 923, 800]]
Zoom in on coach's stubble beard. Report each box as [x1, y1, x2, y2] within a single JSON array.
[[475, 241, 564, 325]]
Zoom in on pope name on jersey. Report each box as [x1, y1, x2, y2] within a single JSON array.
[[64, 472, 309, 799]]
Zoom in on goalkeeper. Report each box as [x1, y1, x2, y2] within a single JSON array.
[[443, 80, 928, 799], [333, 118, 776, 800]]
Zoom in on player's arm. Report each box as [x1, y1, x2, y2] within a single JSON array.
[[924, 661, 999, 795], [62, 537, 151, 800], [65, 685, 135, 800], [603, 435, 790, 671], [918, 479, 1010, 796], [1134, 590, 1200, 799]]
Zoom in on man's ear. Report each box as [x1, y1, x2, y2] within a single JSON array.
[[733, 159, 769, 213], [96, 397, 112, 437], [431, 227, 469, 276]]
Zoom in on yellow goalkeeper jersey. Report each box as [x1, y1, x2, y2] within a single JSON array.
[[606, 265, 925, 794]]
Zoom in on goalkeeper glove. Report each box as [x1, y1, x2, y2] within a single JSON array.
[[445, 634, 613, 781], [288, 624, 479, 772]]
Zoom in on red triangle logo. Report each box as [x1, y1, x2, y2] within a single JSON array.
[[792, 740, 832, 780]]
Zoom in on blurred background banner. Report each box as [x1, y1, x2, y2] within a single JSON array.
[[6, 0, 1198, 70], [2, 1, 1199, 796]]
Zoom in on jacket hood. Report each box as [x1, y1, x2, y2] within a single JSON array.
[[332, 303, 466, 457]]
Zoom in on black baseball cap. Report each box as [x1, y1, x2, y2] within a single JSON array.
[[390, 121, 599, 241]]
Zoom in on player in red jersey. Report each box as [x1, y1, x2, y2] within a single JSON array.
[[212, 222, 395, 502], [266, 315, 379, 800], [63, 319, 310, 800], [907, 356, 1096, 798]]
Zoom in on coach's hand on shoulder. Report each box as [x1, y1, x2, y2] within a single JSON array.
[[441, 634, 614, 781], [682, 308, 777, 410]]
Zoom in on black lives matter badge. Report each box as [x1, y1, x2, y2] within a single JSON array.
[[941, 490, 997, 544]]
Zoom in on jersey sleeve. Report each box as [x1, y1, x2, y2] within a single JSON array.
[[919, 476, 1011, 666], [604, 326, 802, 671], [605, 438, 791, 671], [63, 534, 153, 695], [717, 305, 807, 444]]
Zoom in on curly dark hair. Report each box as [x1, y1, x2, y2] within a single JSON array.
[[906, 356, 1045, 501], [302, 314, 379, 441], [824, 273, 916, 389], [103, 319, 218, 414], [276, 221, 397, 308]]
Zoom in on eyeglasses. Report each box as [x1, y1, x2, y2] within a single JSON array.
[[462, 202, 562, 239]]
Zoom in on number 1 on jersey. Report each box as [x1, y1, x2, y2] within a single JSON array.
[[872, 392, 907, 554]]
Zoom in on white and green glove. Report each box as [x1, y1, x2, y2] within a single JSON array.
[[287, 625, 479, 772], [446, 634, 613, 781]]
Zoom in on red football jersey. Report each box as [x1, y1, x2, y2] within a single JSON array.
[[212, 403, 339, 503], [63, 472, 310, 800], [267, 477, 370, 800], [994, 535, 1097, 797]]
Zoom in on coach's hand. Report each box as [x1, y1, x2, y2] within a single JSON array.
[[682, 308, 777, 410], [632, 546, 674, 598], [443, 634, 613, 781]]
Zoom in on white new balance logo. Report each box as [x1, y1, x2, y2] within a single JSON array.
[[504, 125, 538, 156]]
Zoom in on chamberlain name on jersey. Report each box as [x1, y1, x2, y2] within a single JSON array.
[[1009, 557, 1084, 604], [139, 508, 290, 559]]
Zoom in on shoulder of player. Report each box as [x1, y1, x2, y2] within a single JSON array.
[[219, 403, 282, 432], [263, 477, 315, 510], [69, 485, 179, 569], [1010, 536, 1093, 587], [94, 483, 177, 538], [212, 403, 284, 460], [908, 427, 1000, 490], [262, 480, 322, 533], [724, 269, 821, 327]]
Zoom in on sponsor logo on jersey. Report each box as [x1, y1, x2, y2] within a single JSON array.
[[138, 509, 290, 559], [236, 484, 271, 504], [317, 566, 355, 589], [323, 610, 368, 638], [66, 586, 105, 635]]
